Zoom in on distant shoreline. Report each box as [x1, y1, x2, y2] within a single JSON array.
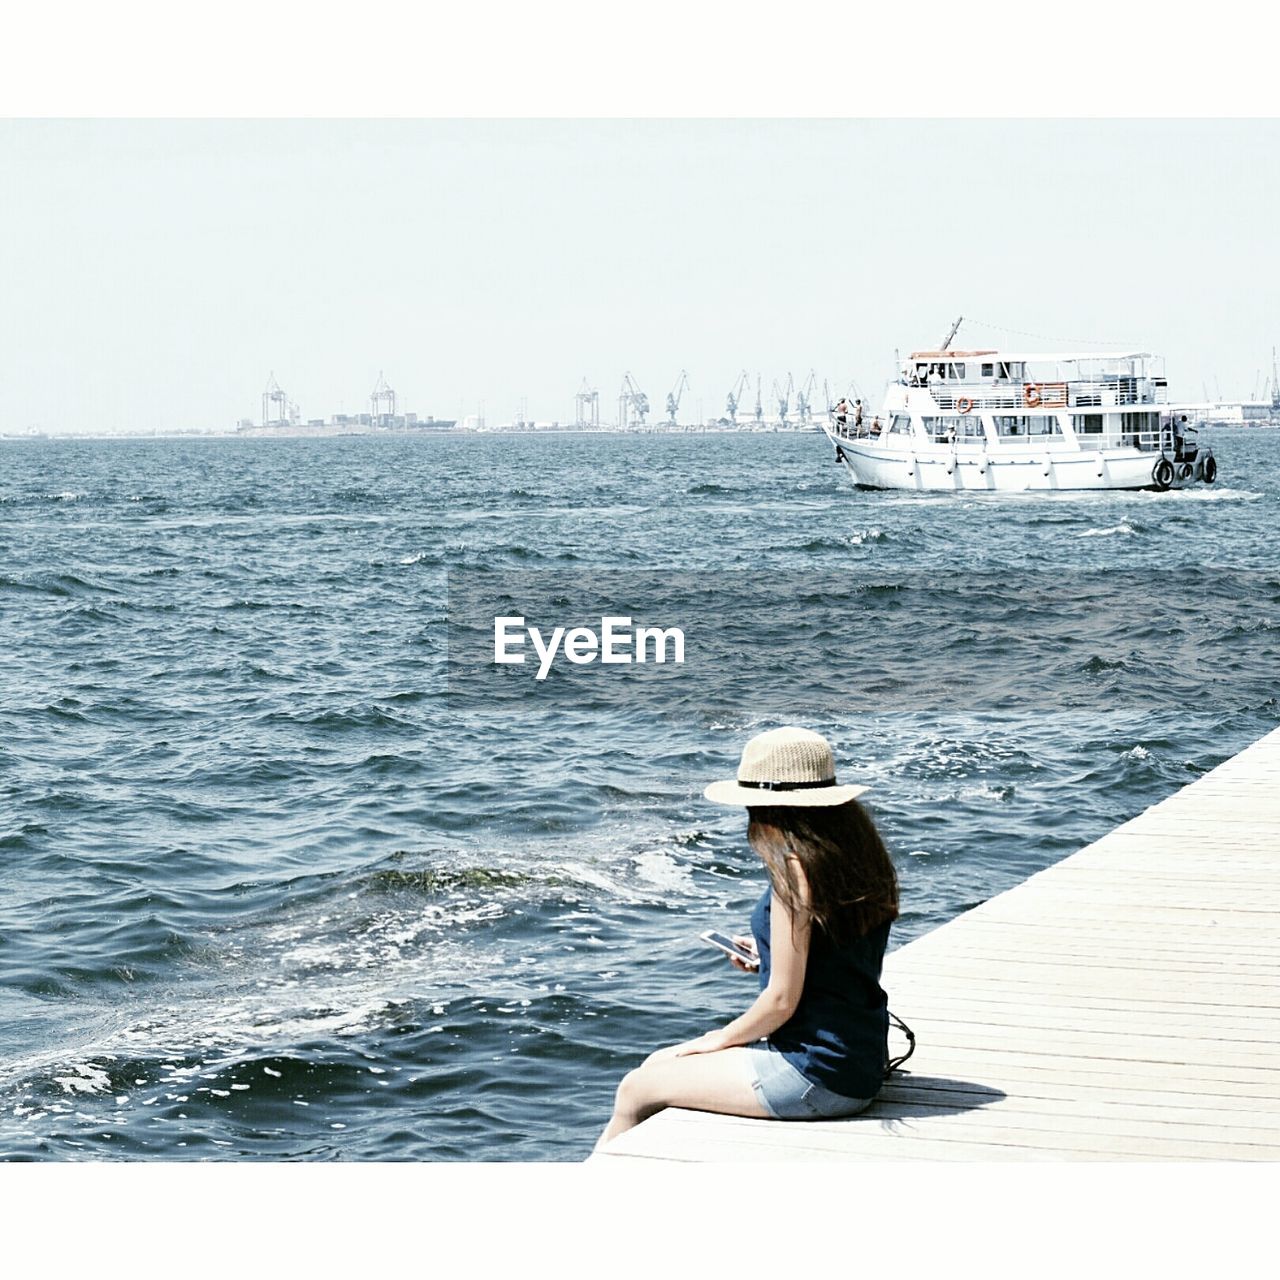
[[5, 423, 1275, 443], [0, 426, 826, 442]]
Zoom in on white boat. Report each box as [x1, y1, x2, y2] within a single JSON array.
[[822, 336, 1218, 493]]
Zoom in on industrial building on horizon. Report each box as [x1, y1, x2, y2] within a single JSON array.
[[237, 371, 457, 436]]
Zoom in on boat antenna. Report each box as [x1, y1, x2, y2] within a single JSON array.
[[939, 315, 963, 351]]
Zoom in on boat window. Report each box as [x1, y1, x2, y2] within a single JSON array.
[[1122, 410, 1161, 446], [923, 416, 983, 442], [1027, 415, 1064, 437], [1073, 414, 1104, 434], [993, 414, 1061, 438], [997, 362, 1024, 380], [886, 414, 911, 436], [948, 363, 966, 380], [981, 363, 994, 378]]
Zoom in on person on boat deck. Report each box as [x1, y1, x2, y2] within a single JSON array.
[[854, 400, 864, 430], [834, 398, 849, 426], [595, 727, 900, 1150], [869, 416, 882, 437]]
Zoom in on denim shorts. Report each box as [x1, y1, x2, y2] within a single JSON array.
[[742, 1044, 876, 1120]]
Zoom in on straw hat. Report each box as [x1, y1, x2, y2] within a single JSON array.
[[704, 726, 868, 808]]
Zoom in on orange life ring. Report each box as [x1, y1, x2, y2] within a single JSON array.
[[1024, 384, 1042, 408], [956, 396, 974, 415]]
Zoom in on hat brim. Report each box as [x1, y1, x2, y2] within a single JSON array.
[[704, 780, 869, 808]]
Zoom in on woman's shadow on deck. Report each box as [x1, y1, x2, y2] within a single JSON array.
[[861, 1073, 1007, 1124]]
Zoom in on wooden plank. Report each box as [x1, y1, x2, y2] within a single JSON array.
[[863, 1022, 1280, 1069], [886, 1055, 1280, 1098], [592, 723, 1280, 1164], [882, 1075, 1280, 1114], [887, 993, 1280, 1031], [889, 973, 1280, 1011], [875, 1042, 1280, 1088], [895, 933, 1280, 961]]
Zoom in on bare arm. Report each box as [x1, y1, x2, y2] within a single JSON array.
[[677, 863, 811, 1055]]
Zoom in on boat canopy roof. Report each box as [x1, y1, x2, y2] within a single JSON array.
[[908, 350, 998, 359], [909, 350, 1153, 365]]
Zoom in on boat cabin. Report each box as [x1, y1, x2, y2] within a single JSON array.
[[840, 349, 1191, 454]]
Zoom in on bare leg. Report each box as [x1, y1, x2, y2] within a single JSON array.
[[595, 1046, 769, 1151]]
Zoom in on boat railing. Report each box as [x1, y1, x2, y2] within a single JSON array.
[[926, 379, 1167, 411], [829, 416, 884, 440], [1086, 424, 1194, 454], [930, 383, 1069, 411], [1068, 378, 1169, 407]]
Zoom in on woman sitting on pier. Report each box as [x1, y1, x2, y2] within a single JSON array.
[[595, 727, 899, 1149]]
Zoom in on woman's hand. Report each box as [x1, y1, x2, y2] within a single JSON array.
[[673, 1030, 733, 1057], [729, 935, 759, 973]]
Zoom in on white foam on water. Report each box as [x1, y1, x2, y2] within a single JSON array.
[[0, 889, 514, 1108], [52, 1063, 111, 1095], [1123, 745, 1151, 760], [398, 551, 430, 565], [954, 783, 1012, 803], [1076, 521, 1136, 538], [556, 861, 629, 896], [631, 848, 697, 894], [1109, 484, 1261, 505]]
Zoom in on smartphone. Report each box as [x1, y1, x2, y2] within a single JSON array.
[[700, 930, 758, 967]]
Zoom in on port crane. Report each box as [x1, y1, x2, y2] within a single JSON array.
[[575, 378, 600, 429], [664, 370, 690, 427], [371, 372, 397, 424], [725, 371, 749, 424], [262, 372, 298, 427], [795, 371, 818, 424], [752, 376, 764, 426], [618, 372, 650, 428], [772, 374, 794, 426], [1273, 347, 1280, 412]]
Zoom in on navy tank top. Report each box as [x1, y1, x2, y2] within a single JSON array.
[[750, 887, 891, 1100]]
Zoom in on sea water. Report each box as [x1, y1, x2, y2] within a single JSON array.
[[1, 429, 1277, 1160]]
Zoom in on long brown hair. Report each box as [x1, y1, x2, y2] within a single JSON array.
[[747, 800, 899, 946]]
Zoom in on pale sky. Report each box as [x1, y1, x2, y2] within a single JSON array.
[[2, 119, 1277, 433]]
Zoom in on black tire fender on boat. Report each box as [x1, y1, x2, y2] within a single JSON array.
[[1152, 457, 1174, 490], [1178, 462, 1193, 481], [834, 444, 846, 465], [1203, 454, 1217, 484]]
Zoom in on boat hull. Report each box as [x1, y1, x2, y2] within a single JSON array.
[[822, 427, 1212, 493]]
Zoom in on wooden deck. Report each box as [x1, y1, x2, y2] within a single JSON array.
[[593, 724, 1280, 1162]]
